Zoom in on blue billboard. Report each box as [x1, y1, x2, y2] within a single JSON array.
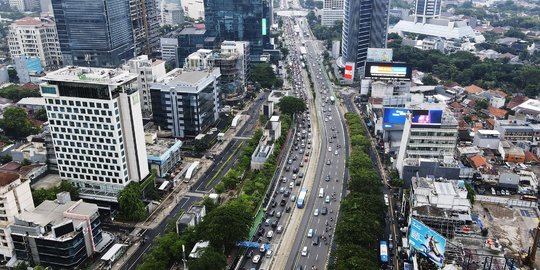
[[411, 110, 443, 125], [383, 108, 409, 129], [409, 218, 446, 267]]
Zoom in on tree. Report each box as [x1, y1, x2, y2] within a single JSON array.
[[194, 136, 211, 153], [0, 107, 39, 139], [280, 47, 289, 58], [197, 200, 252, 251], [422, 74, 438, 85], [13, 262, 28, 270], [21, 158, 32, 166], [32, 180, 80, 206], [250, 64, 279, 89], [34, 108, 48, 121], [187, 248, 227, 270], [117, 182, 147, 222], [277, 96, 307, 116], [0, 154, 12, 165]]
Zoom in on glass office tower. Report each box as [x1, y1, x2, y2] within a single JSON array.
[[52, 0, 135, 67], [341, 0, 389, 78], [204, 0, 271, 57]]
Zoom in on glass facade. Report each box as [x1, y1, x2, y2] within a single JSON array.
[[342, 0, 389, 78], [52, 0, 134, 67], [204, 0, 271, 56]]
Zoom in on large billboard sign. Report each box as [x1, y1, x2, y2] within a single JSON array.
[[411, 110, 443, 125], [364, 62, 412, 80], [367, 48, 393, 62], [409, 218, 447, 267], [344, 62, 355, 81], [383, 108, 408, 129]]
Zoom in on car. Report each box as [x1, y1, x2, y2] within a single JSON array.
[[324, 118, 328, 122], [334, 150, 339, 156], [279, 187, 286, 193], [287, 159, 293, 164], [282, 176, 287, 183], [268, 209, 275, 217], [284, 190, 291, 197], [286, 205, 292, 212], [304, 157, 309, 162], [325, 175, 331, 182], [271, 220, 278, 228], [313, 236, 320, 246], [325, 195, 330, 203], [299, 172, 304, 178], [314, 208, 319, 216], [321, 207, 328, 215], [384, 194, 389, 206], [252, 254, 261, 264], [299, 162, 304, 167], [328, 146, 332, 152], [280, 198, 286, 206], [277, 225, 284, 233], [292, 174, 297, 180], [293, 167, 299, 173], [307, 229, 314, 238], [285, 166, 291, 172], [301, 246, 308, 256], [271, 201, 277, 208], [266, 230, 274, 239], [265, 249, 273, 258], [292, 155, 297, 161], [258, 227, 265, 236], [247, 249, 254, 258], [326, 159, 331, 165]]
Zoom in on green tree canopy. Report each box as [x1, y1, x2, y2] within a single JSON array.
[[0, 85, 40, 102], [187, 248, 227, 270], [32, 180, 80, 206], [0, 107, 39, 139], [250, 64, 279, 89], [197, 200, 252, 251], [117, 182, 147, 222], [277, 96, 307, 116]]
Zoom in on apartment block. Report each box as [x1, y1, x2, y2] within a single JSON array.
[[123, 55, 167, 117], [40, 66, 149, 202], [8, 17, 62, 69], [0, 172, 34, 262], [322, 0, 344, 26], [150, 68, 221, 138]]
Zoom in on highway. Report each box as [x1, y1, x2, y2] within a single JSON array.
[[284, 16, 347, 270]]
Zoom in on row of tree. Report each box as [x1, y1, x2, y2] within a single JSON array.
[[329, 113, 385, 270], [32, 180, 80, 206], [139, 106, 298, 269], [390, 42, 540, 97]]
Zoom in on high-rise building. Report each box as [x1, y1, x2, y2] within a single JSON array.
[[150, 67, 221, 138], [11, 192, 103, 268], [182, 0, 205, 20], [204, 0, 272, 57], [8, 17, 63, 69], [52, 0, 134, 68], [40, 66, 149, 202], [161, 3, 184, 26], [396, 109, 458, 176], [414, 0, 442, 23], [9, 0, 39, 12], [40, 0, 53, 16], [123, 55, 167, 117], [321, 0, 344, 26], [341, 0, 390, 78], [14, 56, 43, 83], [0, 172, 34, 262], [130, 0, 160, 55]]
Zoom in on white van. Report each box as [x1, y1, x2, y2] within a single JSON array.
[[319, 188, 324, 198]]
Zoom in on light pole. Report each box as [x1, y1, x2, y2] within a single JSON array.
[[182, 244, 188, 270]]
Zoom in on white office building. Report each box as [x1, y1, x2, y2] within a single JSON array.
[[8, 17, 63, 68], [0, 172, 34, 262], [322, 0, 344, 26], [182, 0, 204, 20], [40, 66, 149, 202], [123, 55, 167, 117], [161, 3, 184, 26], [396, 109, 459, 176], [150, 68, 221, 138]]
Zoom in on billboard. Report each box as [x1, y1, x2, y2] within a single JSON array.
[[344, 62, 355, 81], [410, 110, 443, 125], [367, 48, 393, 62], [409, 218, 446, 267], [382, 108, 409, 129], [364, 62, 412, 80], [262, 18, 267, 35]]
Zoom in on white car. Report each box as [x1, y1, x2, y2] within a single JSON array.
[[307, 228, 314, 238], [334, 150, 339, 156], [252, 254, 261, 264], [301, 246, 308, 256], [314, 208, 319, 216], [384, 194, 389, 206], [328, 146, 332, 152]]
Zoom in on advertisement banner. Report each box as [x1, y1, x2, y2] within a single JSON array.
[[367, 48, 393, 62], [344, 62, 355, 80], [364, 62, 412, 80], [409, 218, 446, 267], [410, 110, 443, 125]]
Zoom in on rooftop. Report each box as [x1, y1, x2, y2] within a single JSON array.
[[412, 177, 471, 215], [13, 17, 55, 27], [393, 17, 478, 40], [512, 99, 540, 113], [180, 27, 206, 35], [17, 97, 45, 106], [0, 172, 19, 186], [464, 84, 485, 94], [477, 129, 501, 136], [157, 68, 219, 87], [42, 66, 137, 86], [146, 139, 182, 161]]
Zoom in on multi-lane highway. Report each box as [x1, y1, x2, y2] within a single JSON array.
[[283, 17, 347, 270]]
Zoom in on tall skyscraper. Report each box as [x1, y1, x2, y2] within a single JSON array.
[[414, 0, 442, 23], [204, 0, 272, 57], [341, 0, 389, 78], [52, 0, 134, 68], [40, 66, 149, 202], [321, 0, 344, 26], [130, 0, 161, 55]]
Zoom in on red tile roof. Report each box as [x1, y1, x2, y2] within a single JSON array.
[[487, 106, 508, 119], [488, 89, 507, 98], [0, 172, 19, 186], [525, 151, 540, 164], [470, 155, 489, 169], [464, 84, 485, 94], [507, 95, 529, 109]]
